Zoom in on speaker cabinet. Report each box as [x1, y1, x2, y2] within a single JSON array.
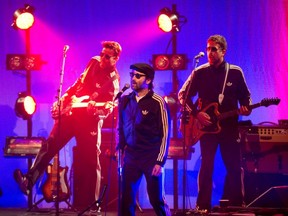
[[72, 146, 98, 210], [72, 129, 118, 211]]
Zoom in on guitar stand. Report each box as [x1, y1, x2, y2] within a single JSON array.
[[27, 197, 45, 212], [78, 184, 107, 216], [27, 196, 77, 212]]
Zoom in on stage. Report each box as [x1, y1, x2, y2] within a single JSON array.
[[0, 207, 287, 216]]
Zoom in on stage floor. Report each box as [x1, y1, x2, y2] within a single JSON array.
[[0, 208, 287, 216]]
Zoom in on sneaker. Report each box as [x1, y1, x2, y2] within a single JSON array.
[[186, 206, 209, 215], [85, 203, 100, 216], [13, 169, 30, 195]]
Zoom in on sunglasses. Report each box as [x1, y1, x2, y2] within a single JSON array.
[[100, 52, 117, 60], [206, 46, 222, 52], [129, 72, 146, 79]]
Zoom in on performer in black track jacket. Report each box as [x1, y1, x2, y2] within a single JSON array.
[[14, 41, 122, 209], [117, 63, 171, 216], [178, 35, 252, 212]]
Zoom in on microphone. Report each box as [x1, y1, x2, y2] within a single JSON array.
[[63, 45, 70, 53], [194, 51, 205, 59], [114, 83, 130, 101]]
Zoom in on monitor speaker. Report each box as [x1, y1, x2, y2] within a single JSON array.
[[247, 185, 288, 208], [244, 172, 288, 205]]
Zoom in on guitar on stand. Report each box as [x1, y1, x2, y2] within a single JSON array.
[[42, 153, 70, 203]]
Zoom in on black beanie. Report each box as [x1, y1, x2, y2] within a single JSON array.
[[130, 63, 155, 80]]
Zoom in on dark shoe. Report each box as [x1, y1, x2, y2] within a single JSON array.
[[13, 169, 30, 195], [186, 206, 209, 215], [89, 204, 101, 215]]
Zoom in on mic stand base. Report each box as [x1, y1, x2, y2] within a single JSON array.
[[78, 185, 107, 216]]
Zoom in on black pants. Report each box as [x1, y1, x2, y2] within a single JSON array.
[[196, 129, 244, 210], [121, 155, 170, 216]]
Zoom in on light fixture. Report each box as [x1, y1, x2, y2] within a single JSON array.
[[6, 54, 43, 71], [170, 54, 187, 70], [153, 55, 170, 70], [157, 6, 187, 33], [11, 4, 35, 30], [158, 7, 179, 32], [152, 54, 187, 71], [15, 92, 36, 120]]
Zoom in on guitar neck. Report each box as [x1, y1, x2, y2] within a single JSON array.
[[71, 102, 106, 108], [219, 102, 261, 120], [52, 154, 59, 171]]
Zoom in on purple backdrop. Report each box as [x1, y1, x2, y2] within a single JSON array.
[[1, 0, 287, 210]]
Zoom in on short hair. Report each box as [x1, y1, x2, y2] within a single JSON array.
[[207, 35, 227, 51], [102, 41, 122, 57]]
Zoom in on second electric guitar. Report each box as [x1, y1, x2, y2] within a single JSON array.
[[42, 154, 70, 203], [181, 97, 280, 147]]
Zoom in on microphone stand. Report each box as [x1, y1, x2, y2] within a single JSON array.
[[117, 146, 122, 216], [113, 96, 122, 216], [180, 56, 201, 215], [78, 185, 107, 216], [55, 46, 69, 216], [112, 85, 128, 216]]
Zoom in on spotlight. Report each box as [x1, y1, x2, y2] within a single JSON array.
[[11, 4, 35, 30], [157, 6, 187, 33], [6, 54, 43, 71], [153, 55, 170, 70], [170, 54, 187, 70], [15, 92, 36, 120], [152, 54, 187, 70], [158, 7, 179, 32]]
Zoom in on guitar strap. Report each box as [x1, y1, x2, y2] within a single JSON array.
[[218, 62, 229, 105]]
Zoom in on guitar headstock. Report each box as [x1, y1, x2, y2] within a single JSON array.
[[260, 97, 281, 107]]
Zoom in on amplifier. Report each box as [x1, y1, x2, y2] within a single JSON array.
[[168, 138, 194, 160], [4, 136, 45, 157], [239, 125, 288, 174], [244, 125, 288, 143]]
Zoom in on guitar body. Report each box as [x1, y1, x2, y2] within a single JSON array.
[[52, 95, 112, 119], [181, 103, 221, 146], [42, 163, 70, 203], [180, 98, 280, 147]]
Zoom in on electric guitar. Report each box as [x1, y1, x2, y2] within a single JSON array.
[[42, 154, 70, 203], [52, 95, 116, 119], [181, 97, 280, 147]]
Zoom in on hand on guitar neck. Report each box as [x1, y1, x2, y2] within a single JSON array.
[[238, 105, 251, 116]]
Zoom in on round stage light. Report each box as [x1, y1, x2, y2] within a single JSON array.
[[153, 55, 170, 70], [15, 92, 36, 120], [157, 7, 179, 32], [12, 4, 35, 30]]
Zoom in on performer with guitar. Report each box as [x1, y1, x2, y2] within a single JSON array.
[[14, 41, 122, 211], [178, 35, 252, 213]]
